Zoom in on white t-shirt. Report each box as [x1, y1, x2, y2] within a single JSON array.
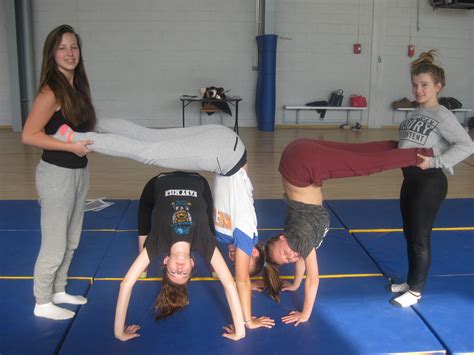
[[213, 168, 258, 256]]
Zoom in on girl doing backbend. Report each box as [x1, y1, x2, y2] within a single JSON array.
[[262, 138, 436, 325], [115, 171, 245, 341]]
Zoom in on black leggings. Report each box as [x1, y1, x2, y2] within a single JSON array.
[[400, 167, 447, 293]]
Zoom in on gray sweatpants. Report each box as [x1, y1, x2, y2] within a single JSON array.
[[74, 119, 246, 175], [34, 160, 89, 304]]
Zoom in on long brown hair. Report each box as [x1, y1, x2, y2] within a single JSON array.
[[262, 235, 283, 303], [154, 268, 190, 320], [250, 241, 265, 277], [411, 49, 446, 88], [39, 24, 96, 130]]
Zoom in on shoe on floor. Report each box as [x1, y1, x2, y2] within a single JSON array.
[[390, 290, 421, 308], [34, 302, 75, 320], [386, 282, 409, 293], [352, 122, 362, 131]]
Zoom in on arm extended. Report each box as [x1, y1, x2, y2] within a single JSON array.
[[282, 256, 305, 292], [234, 249, 274, 329], [282, 248, 319, 326], [210, 248, 246, 340], [114, 249, 150, 341]]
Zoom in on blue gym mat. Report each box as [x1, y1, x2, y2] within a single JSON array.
[[0, 200, 131, 231], [413, 275, 474, 354], [0, 200, 41, 230], [1, 198, 473, 354], [116, 200, 140, 230], [83, 200, 131, 230], [0, 279, 89, 355], [327, 198, 474, 230], [58, 277, 444, 355], [0, 230, 116, 277], [352, 230, 474, 280]]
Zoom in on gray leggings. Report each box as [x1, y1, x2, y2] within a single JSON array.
[[34, 160, 89, 304], [75, 119, 246, 175]]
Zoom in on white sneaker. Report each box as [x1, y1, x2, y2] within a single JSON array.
[[387, 282, 409, 293], [52, 292, 87, 305], [390, 291, 421, 308], [34, 302, 75, 320]]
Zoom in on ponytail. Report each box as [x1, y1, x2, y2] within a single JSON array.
[[411, 49, 445, 88], [262, 235, 284, 303], [250, 241, 265, 277], [154, 268, 189, 320]]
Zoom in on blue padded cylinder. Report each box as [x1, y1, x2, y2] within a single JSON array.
[[255, 34, 278, 131]]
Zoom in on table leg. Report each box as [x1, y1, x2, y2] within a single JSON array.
[[234, 101, 239, 134], [182, 100, 186, 127]]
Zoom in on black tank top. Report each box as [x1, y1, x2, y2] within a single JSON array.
[[42, 111, 89, 169]]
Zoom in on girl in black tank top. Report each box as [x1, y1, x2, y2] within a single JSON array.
[[21, 25, 97, 321], [42, 111, 90, 169]]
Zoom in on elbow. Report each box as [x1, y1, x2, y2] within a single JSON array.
[[119, 278, 134, 291], [235, 275, 250, 289], [223, 278, 238, 292], [307, 274, 320, 288], [21, 130, 39, 146], [21, 132, 31, 145]]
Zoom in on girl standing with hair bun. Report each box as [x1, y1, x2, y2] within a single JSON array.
[[388, 50, 473, 307]]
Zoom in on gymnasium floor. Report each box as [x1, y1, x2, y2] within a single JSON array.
[[1, 126, 473, 354], [1, 198, 473, 354]]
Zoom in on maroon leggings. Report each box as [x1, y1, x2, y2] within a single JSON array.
[[279, 139, 433, 187]]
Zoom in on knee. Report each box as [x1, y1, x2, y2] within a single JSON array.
[[214, 124, 235, 138], [411, 238, 431, 257], [36, 250, 66, 270], [66, 235, 82, 251]]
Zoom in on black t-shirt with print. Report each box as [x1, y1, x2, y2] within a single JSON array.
[[140, 171, 216, 263]]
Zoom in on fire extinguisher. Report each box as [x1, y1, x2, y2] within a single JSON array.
[[408, 44, 415, 57]]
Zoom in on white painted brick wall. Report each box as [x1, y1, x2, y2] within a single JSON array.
[[0, 0, 472, 128], [31, 0, 258, 128], [277, 0, 473, 127]]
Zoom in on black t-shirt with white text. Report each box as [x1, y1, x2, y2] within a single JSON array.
[[140, 171, 216, 263]]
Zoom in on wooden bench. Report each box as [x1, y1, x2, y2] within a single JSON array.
[[283, 106, 367, 125], [395, 108, 472, 125]]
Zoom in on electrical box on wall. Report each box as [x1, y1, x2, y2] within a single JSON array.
[[431, 0, 474, 9], [353, 43, 361, 54]]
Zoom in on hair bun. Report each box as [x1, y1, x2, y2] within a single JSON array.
[[411, 49, 437, 67]]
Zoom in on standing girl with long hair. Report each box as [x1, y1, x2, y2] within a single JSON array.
[[22, 24, 96, 320]]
